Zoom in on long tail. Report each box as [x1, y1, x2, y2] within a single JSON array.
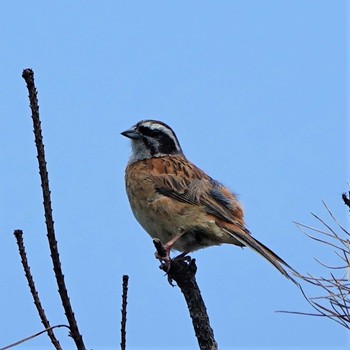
[[223, 227, 299, 285]]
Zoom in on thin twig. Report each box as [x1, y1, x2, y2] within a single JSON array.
[[0, 324, 70, 350], [120, 275, 129, 350], [322, 201, 349, 236], [311, 212, 340, 238], [22, 68, 85, 350], [294, 222, 344, 246], [13, 230, 62, 350], [313, 257, 347, 270], [283, 198, 350, 329], [153, 239, 218, 350]]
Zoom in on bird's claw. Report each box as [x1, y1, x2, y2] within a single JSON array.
[[153, 238, 172, 272]]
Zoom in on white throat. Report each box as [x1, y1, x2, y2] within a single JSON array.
[[127, 140, 152, 164]]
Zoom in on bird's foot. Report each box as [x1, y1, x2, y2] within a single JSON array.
[[153, 239, 172, 271]]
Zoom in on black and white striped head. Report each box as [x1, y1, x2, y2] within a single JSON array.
[[121, 120, 183, 163]]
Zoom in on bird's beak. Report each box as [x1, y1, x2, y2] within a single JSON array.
[[121, 127, 141, 140]]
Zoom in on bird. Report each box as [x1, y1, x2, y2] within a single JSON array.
[[121, 119, 298, 282]]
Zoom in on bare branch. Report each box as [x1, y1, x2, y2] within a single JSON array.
[[22, 68, 85, 350], [120, 275, 129, 350], [342, 192, 350, 210], [153, 239, 218, 350], [13, 230, 62, 350], [294, 221, 344, 246], [286, 196, 350, 329], [0, 325, 70, 350], [322, 201, 349, 236]]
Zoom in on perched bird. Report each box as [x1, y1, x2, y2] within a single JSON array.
[[122, 120, 297, 282]]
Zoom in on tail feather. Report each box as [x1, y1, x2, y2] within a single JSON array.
[[223, 227, 299, 285]]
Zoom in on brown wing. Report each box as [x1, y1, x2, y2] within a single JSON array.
[[148, 157, 299, 284], [149, 156, 244, 225]]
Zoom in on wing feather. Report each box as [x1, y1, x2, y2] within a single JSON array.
[[148, 157, 299, 283], [153, 172, 239, 224]]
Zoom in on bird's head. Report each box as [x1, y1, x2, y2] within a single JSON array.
[[121, 120, 183, 163]]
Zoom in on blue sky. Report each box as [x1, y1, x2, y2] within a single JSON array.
[[1, 1, 348, 349]]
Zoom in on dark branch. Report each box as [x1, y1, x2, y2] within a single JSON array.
[[0, 324, 70, 350], [13, 229, 62, 350], [153, 240, 218, 350], [342, 192, 350, 210], [22, 68, 85, 350], [120, 275, 129, 350]]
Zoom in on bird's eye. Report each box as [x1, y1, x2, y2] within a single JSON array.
[[139, 126, 162, 138]]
